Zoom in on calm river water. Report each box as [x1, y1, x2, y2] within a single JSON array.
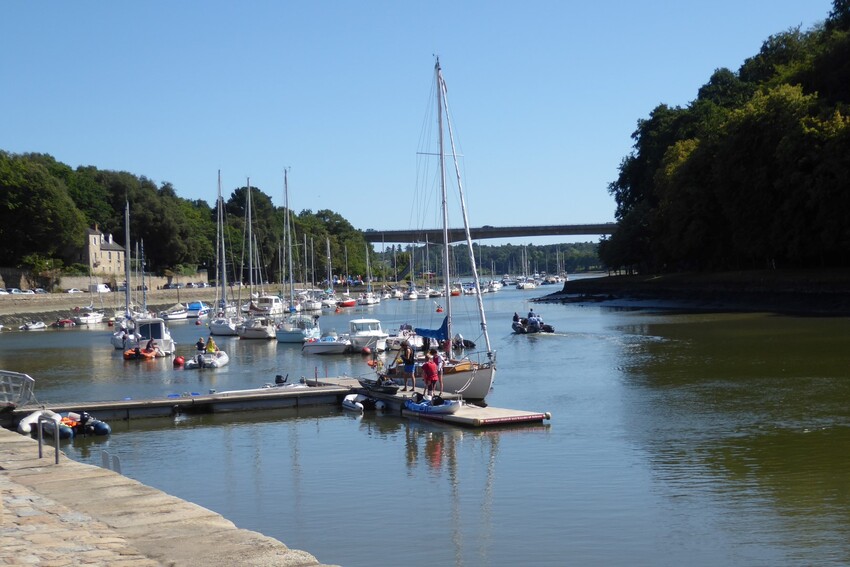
[[2, 283, 850, 566]]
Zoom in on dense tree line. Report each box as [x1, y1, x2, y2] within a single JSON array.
[[601, 1, 850, 273], [0, 151, 599, 285], [0, 151, 368, 284]]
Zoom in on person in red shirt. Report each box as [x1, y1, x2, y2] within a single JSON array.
[[422, 353, 439, 397]]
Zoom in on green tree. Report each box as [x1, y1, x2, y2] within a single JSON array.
[[0, 152, 88, 265]]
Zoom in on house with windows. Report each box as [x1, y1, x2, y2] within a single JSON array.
[[80, 225, 125, 276]]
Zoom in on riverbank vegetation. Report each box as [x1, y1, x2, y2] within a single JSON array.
[[0, 151, 598, 287], [601, 1, 850, 275]]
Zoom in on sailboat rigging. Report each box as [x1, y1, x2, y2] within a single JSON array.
[[379, 59, 496, 401], [276, 169, 321, 343], [210, 171, 242, 336]]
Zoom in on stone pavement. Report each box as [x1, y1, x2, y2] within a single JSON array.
[[0, 427, 336, 567]]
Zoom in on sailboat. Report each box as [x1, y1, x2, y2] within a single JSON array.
[[238, 177, 276, 339], [378, 59, 496, 401], [209, 171, 242, 336], [276, 170, 321, 343], [321, 237, 339, 308], [357, 244, 381, 305]]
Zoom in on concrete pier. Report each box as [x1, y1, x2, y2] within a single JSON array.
[[0, 427, 337, 567]]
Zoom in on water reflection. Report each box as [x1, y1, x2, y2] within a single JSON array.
[[9, 291, 850, 566], [615, 311, 850, 563]]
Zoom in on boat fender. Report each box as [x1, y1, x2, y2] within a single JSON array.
[[375, 400, 386, 411], [174, 356, 185, 366]]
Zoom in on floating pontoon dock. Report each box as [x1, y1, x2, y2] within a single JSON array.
[[8, 376, 551, 429], [313, 376, 552, 427]]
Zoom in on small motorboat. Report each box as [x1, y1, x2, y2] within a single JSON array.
[[404, 394, 463, 415], [184, 350, 230, 369], [342, 393, 386, 413], [38, 411, 111, 439], [511, 318, 555, 334], [301, 332, 351, 355], [52, 318, 76, 328], [123, 347, 158, 360], [19, 321, 46, 331], [186, 301, 211, 318], [17, 409, 61, 434]]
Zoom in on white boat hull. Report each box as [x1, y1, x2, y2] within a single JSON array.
[[237, 317, 276, 340], [302, 337, 351, 354], [209, 317, 240, 336], [184, 350, 230, 369]]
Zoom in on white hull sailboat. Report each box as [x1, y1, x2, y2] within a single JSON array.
[[209, 172, 242, 336], [275, 170, 319, 344], [377, 60, 495, 401], [237, 176, 276, 340]]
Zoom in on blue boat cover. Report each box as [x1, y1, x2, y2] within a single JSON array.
[[414, 316, 448, 342]]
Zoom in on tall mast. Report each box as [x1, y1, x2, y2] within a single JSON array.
[[436, 58, 453, 346], [217, 171, 228, 308], [285, 169, 295, 311], [123, 200, 131, 319], [247, 177, 254, 295]]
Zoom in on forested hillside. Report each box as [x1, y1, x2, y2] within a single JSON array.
[[0, 151, 367, 282], [601, 1, 850, 273], [0, 152, 598, 284]]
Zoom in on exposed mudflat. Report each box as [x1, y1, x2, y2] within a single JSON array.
[[537, 270, 850, 316]]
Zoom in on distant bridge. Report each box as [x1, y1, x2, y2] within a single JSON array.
[[362, 223, 617, 244]]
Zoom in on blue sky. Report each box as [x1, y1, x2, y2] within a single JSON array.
[[1, 1, 834, 245]]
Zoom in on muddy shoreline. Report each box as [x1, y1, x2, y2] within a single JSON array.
[[536, 270, 850, 316]]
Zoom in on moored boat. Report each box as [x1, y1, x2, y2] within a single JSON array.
[[373, 60, 496, 402], [403, 394, 463, 415], [160, 304, 189, 320], [38, 411, 111, 439], [342, 393, 386, 413], [348, 318, 388, 352], [237, 315, 276, 340], [114, 317, 175, 355], [301, 331, 351, 355], [276, 314, 322, 343], [19, 321, 46, 331], [73, 309, 105, 325], [186, 301, 211, 318], [123, 347, 158, 360]]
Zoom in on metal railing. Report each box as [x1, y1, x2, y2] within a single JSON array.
[[36, 415, 60, 465]]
